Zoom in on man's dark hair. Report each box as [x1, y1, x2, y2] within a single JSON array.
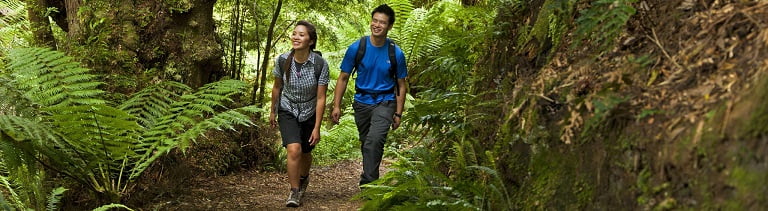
[[296, 20, 318, 51], [371, 4, 395, 26]]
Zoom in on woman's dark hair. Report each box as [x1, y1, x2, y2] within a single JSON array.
[[296, 20, 318, 51], [371, 4, 395, 25]]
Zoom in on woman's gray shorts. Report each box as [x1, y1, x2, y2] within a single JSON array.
[[277, 110, 316, 153]]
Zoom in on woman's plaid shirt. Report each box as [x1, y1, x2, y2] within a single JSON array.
[[272, 52, 330, 122]]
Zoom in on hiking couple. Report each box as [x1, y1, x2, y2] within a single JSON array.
[[268, 4, 408, 207]]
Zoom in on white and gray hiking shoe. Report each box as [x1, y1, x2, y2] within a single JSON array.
[[286, 188, 300, 207]]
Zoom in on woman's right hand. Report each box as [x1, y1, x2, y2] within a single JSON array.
[[269, 111, 277, 129]]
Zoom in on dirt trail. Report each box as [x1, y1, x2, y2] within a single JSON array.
[[144, 160, 368, 210]]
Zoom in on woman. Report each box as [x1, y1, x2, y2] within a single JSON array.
[[269, 20, 329, 208]]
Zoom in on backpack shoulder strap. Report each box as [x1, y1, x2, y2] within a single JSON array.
[[387, 38, 400, 96], [351, 36, 367, 77], [313, 52, 324, 82], [277, 54, 287, 75], [387, 38, 397, 79]]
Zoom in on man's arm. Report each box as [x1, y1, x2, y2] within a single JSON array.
[[331, 72, 351, 124], [392, 78, 406, 130]]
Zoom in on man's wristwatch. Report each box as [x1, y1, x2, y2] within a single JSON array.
[[394, 113, 402, 118]]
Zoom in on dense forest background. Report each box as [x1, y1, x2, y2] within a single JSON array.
[[2, 0, 767, 210]]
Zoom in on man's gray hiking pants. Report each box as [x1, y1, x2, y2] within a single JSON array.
[[353, 100, 396, 185]]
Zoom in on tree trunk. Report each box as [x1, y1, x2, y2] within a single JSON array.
[[229, 0, 240, 79], [64, 0, 81, 42], [45, 0, 223, 91], [26, 0, 56, 48], [254, 0, 282, 106]]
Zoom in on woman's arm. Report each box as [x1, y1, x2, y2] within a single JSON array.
[[310, 85, 327, 145], [269, 78, 283, 129]]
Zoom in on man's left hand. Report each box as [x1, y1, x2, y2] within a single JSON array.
[[392, 115, 401, 130]]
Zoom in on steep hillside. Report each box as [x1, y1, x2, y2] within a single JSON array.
[[477, 0, 767, 209]]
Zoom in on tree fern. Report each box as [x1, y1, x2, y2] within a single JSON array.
[[2, 48, 259, 203]]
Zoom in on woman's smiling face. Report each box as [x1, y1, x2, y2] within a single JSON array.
[[291, 25, 313, 50]]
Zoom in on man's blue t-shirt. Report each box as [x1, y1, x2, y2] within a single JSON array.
[[340, 37, 408, 105]]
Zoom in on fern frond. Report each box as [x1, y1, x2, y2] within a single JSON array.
[[389, 3, 447, 64], [45, 187, 67, 211], [313, 113, 360, 164], [130, 80, 253, 180], [0, 76, 35, 116], [0, 0, 26, 26], [0, 115, 60, 146], [92, 203, 135, 211], [384, 0, 414, 24], [119, 81, 191, 128], [467, 164, 513, 210], [0, 172, 23, 210], [572, 0, 637, 53], [176, 105, 258, 150], [127, 141, 173, 181], [0, 0, 28, 51], [0, 192, 11, 211], [7, 48, 105, 108], [44, 105, 141, 163], [0, 114, 92, 183]]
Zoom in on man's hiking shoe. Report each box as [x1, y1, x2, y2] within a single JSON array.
[[299, 176, 310, 194], [286, 188, 300, 207]]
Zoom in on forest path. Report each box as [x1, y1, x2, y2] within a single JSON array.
[[144, 160, 369, 210]]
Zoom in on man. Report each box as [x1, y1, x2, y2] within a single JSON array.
[[331, 4, 408, 186]]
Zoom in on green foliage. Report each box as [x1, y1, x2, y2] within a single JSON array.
[[404, 89, 474, 141], [8, 48, 106, 107], [314, 114, 361, 165], [0, 146, 68, 211], [45, 187, 67, 211], [92, 203, 135, 211], [0, 0, 29, 53], [358, 149, 473, 210], [572, 0, 637, 53], [1, 118, 57, 211], [522, 0, 575, 51], [358, 141, 512, 210], [0, 48, 259, 205], [388, 0, 449, 64], [164, 0, 194, 13], [0, 192, 10, 210]]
